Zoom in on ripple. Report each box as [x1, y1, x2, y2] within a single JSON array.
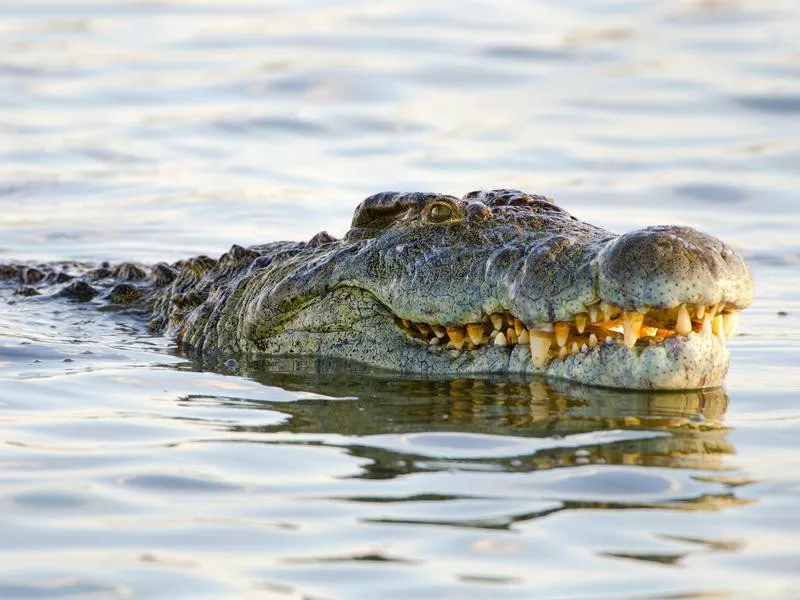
[[734, 94, 800, 115], [0, 579, 129, 600], [118, 473, 241, 493]]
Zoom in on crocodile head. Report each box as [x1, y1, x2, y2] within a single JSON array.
[[173, 190, 753, 390]]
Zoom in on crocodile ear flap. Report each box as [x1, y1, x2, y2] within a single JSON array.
[[350, 192, 461, 232]]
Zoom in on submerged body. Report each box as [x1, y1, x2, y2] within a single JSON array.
[[0, 190, 753, 389]]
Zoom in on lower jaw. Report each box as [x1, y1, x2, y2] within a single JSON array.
[[417, 331, 730, 390]]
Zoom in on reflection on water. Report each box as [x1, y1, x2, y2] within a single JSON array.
[[234, 361, 734, 472], [1, 0, 799, 597]]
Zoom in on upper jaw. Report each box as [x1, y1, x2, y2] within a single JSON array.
[[596, 225, 754, 312]]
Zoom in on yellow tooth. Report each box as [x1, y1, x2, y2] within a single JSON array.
[[529, 332, 551, 367], [622, 311, 645, 349], [402, 319, 411, 329], [494, 331, 508, 347], [490, 313, 504, 331], [571, 342, 579, 355], [601, 301, 620, 320], [518, 329, 530, 345], [467, 323, 484, 345], [575, 313, 588, 334], [514, 318, 524, 336], [675, 303, 692, 336], [723, 311, 739, 338], [581, 343, 588, 353], [701, 313, 712, 333], [416, 323, 431, 336], [711, 314, 724, 336], [696, 304, 706, 319], [432, 326, 446, 339], [642, 326, 658, 337], [447, 327, 465, 349], [588, 304, 600, 323], [558, 346, 568, 360], [554, 322, 570, 347], [429, 337, 440, 346], [589, 333, 598, 346], [506, 328, 518, 345]]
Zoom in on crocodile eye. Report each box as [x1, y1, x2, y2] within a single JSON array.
[[428, 202, 455, 223]]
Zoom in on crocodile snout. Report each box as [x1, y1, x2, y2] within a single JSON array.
[[596, 225, 754, 309]]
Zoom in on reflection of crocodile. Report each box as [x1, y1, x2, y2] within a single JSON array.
[[198, 361, 735, 479], [0, 190, 753, 389]]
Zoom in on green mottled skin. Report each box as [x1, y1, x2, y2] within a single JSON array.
[[0, 190, 754, 389]]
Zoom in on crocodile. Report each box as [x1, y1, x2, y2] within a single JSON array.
[[0, 189, 753, 390]]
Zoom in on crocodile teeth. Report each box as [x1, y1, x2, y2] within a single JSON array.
[[402, 297, 741, 358], [601, 301, 620, 320], [554, 322, 570, 347], [514, 318, 525, 336], [723, 311, 739, 339], [467, 323, 484, 345], [675, 303, 692, 336], [506, 327, 518, 345], [529, 332, 551, 367], [588, 304, 600, 323], [622, 311, 644, 348], [490, 313, 504, 331], [447, 327, 465, 349], [711, 314, 724, 336], [575, 313, 588, 334]]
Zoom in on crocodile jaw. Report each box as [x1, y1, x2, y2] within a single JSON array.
[[252, 285, 734, 390]]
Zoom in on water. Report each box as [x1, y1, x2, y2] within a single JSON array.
[[1, 0, 799, 598]]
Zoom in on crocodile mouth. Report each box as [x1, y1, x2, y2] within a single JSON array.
[[396, 300, 741, 367]]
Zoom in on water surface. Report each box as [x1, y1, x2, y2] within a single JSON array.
[[1, 1, 799, 598]]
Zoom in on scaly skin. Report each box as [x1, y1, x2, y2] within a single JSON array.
[[0, 190, 754, 389]]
